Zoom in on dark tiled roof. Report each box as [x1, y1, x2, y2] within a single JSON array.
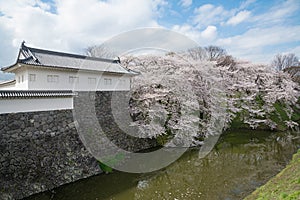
[[2, 42, 137, 75], [0, 90, 76, 99]]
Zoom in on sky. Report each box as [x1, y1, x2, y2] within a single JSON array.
[[0, 0, 299, 75]]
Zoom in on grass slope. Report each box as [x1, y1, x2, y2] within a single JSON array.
[[245, 150, 300, 200]]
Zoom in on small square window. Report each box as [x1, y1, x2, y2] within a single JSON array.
[[104, 78, 112, 85], [88, 77, 96, 84], [69, 76, 79, 84], [29, 74, 36, 82], [47, 75, 52, 82], [53, 75, 59, 82], [47, 75, 59, 83]]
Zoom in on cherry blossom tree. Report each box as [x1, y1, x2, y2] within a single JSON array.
[[86, 45, 299, 145], [121, 53, 299, 145]]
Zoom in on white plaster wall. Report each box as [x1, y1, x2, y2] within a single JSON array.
[[0, 83, 16, 90], [0, 97, 73, 114], [15, 69, 28, 90], [26, 68, 131, 91]]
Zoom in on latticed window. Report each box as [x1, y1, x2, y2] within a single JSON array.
[[69, 76, 79, 83], [104, 78, 112, 85], [88, 77, 96, 84], [29, 74, 36, 82], [47, 75, 59, 83]]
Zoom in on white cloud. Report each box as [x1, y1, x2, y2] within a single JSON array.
[[179, 0, 192, 8], [217, 25, 300, 63], [201, 26, 217, 40], [0, 0, 167, 67], [172, 24, 200, 42], [0, 0, 299, 69], [193, 4, 228, 28], [218, 26, 300, 49], [239, 0, 256, 10], [172, 24, 217, 45], [192, 1, 257, 28], [251, 0, 300, 25], [100, 28, 198, 56], [226, 10, 251, 26], [287, 46, 300, 58], [192, 0, 299, 29]]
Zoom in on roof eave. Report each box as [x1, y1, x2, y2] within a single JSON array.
[[0, 79, 16, 86], [114, 63, 140, 76], [1, 42, 24, 72], [7, 63, 137, 75], [1, 63, 21, 73], [126, 69, 141, 76]]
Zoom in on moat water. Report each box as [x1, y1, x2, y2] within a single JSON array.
[[26, 129, 300, 200]]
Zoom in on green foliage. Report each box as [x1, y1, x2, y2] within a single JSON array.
[[229, 96, 300, 131], [274, 101, 289, 120], [255, 94, 265, 108], [97, 153, 125, 173], [156, 133, 171, 146], [280, 192, 288, 199], [98, 162, 113, 173], [229, 112, 249, 129], [291, 98, 300, 122], [268, 101, 290, 131]]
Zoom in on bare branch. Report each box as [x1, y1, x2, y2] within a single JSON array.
[[271, 53, 299, 71], [204, 46, 227, 61]]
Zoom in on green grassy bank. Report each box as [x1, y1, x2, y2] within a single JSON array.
[[245, 149, 300, 200]]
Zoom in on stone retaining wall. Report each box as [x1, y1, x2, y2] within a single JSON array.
[[0, 91, 158, 199]]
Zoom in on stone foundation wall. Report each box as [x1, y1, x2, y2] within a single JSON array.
[[0, 91, 158, 200]]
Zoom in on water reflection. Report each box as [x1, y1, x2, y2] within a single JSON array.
[[25, 130, 300, 200]]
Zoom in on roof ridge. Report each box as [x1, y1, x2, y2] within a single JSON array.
[[23, 44, 116, 63]]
